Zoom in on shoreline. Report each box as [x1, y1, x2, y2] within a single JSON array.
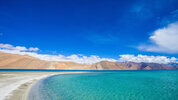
[[27, 72, 88, 100], [0, 71, 87, 100]]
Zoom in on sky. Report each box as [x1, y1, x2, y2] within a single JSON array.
[[0, 0, 178, 64]]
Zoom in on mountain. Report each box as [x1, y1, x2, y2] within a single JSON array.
[[91, 61, 177, 70], [0, 52, 56, 69], [0, 52, 177, 70]]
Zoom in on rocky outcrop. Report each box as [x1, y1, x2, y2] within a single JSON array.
[[0, 52, 177, 70]]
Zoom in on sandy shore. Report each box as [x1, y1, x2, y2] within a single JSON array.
[[0, 71, 86, 100]]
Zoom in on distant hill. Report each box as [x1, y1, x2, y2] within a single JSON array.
[[0, 52, 56, 69], [0, 52, 177, 70]]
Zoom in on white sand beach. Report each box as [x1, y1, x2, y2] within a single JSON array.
[[0, 71, 85, 100]]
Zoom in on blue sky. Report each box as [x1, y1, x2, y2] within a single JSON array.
[[0, 0, 178, 63]]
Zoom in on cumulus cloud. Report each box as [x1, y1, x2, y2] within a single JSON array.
[[0, 44, 14, 49], [138, 22, 178, 53], [119, 55, 177, 64], [29, 47, 39, 51], [0, 43, 39, 51], [0, 49, 116, 64], [0, 43, 27, 51], [0, 43, 177, 64], [0, 43, 116, 64], [15, 46, 28, 51]]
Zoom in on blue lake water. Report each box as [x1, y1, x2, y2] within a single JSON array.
[[29, 70, 178, 100]]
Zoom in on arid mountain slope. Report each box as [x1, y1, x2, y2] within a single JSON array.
[[91, 61, 142, 70], [56, 62, 95, 70], [91, 61, 177, 70], [0, 52, 93, 69], [0, 52, 177, 70], [0, 52, 56, 69]]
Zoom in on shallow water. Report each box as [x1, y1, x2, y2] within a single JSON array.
[[29, 70, 178, 100]]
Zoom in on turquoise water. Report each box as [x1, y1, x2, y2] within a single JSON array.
[[30, 71, 178, 100]]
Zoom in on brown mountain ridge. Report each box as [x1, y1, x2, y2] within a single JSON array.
[[0, 52, 177, 70]]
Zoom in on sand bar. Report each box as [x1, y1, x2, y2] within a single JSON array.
[[0, 71, 86, 100]]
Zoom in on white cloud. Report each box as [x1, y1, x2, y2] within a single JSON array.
[[0, 44, 14, 49], [29, 47, 39, 51], [0, 49, 116, 64], [0, 43, 39, 51], [0, 43, 27, 51], [0, 43, 116, 64], [0, 43, 177, 64], [119, 54, 177, 64], [15, 46, 28, 51], [138, 22, 178, 53]]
